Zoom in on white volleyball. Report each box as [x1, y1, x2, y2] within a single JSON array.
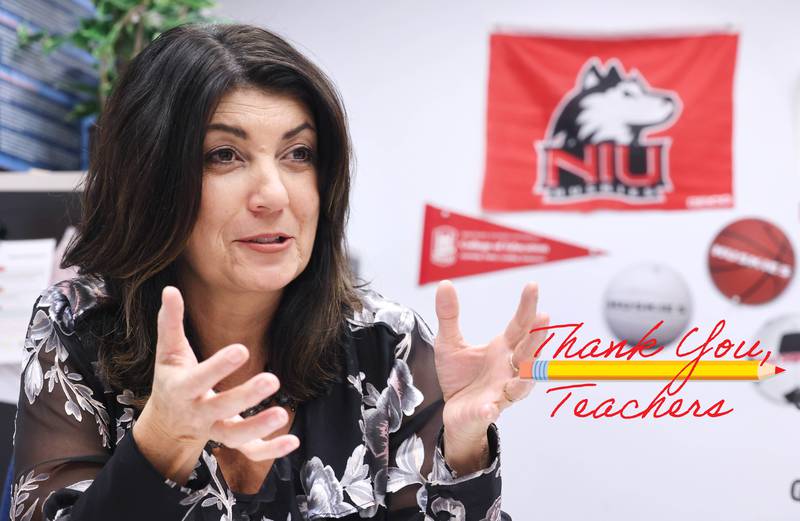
[[753, 314, 800, 408], [604, 262, 693, 348]]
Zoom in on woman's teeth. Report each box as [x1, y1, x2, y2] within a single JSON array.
[[248, 237, 283, 244]]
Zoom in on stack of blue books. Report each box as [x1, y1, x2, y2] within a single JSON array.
[[0, 0, 96, 171]]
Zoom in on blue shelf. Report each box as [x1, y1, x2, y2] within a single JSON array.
[[0, 0, 96, 171]]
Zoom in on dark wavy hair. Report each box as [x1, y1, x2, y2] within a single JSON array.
[[62, 23, 361, 405]]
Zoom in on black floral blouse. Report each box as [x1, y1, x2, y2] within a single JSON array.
[[12, 275, 509, 521]]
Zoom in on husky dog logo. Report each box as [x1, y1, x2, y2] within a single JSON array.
[[535, 58, 682, 203]]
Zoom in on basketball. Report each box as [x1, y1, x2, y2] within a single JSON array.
[[708, 218, 795, 305]]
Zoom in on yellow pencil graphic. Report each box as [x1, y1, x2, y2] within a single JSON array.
[[519, 360, 784, 381]]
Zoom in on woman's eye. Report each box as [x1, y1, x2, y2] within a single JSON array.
[[206, 148, 238, 164], [289, 147, 315, 163]]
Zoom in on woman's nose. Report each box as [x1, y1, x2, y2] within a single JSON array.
[[248, 160, 290, 213]]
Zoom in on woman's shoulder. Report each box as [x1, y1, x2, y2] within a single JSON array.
[[21, 274, 116, 449], [33, 274, 113, 335], [348, 285, 435, 347]]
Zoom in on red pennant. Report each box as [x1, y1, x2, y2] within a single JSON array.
[[419, 204, 602, 284]]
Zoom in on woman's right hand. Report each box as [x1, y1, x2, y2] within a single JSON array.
[[132, 286, 299, 484]]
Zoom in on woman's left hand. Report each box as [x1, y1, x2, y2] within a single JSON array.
[[433, 280, 549, 472]]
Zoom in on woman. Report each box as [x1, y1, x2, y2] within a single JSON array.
[[12, 23, 547, 521]]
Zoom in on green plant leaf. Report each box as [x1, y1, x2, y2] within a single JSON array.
[[16, 25, 46, 48], [105, 0, 141, 9], [68, 100, 101, 121], [16, 24, 30, 44], [13, 0, 218, 120], [41, 35, 68, 55], [179, 0, 216, 8]]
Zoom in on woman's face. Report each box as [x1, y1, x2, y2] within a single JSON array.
[[181, 87, 320, 298]]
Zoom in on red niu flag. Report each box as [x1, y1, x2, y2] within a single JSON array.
[[419, 204, 601, 284], [482, 32, 737, 211]]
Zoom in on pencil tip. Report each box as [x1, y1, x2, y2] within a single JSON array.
[[775, 365, 785, 374]]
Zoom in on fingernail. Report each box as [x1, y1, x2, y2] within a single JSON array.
[[269, 411, 286, 427], [226, 346, 245, 363], [259, 374, 275, 391]]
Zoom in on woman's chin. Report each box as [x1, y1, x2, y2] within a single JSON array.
[[237, 265, 301, 292]]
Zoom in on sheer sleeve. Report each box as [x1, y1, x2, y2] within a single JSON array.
[[384, 312, 510, 521], [11, 296, 211, 521]]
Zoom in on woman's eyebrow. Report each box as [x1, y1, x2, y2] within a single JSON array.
[[207, 123, 247, 139], [282, 122, 316, 140], [205, 122, 315, 141]]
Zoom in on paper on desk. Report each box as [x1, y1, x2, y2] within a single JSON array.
[[0, 239, 55, 364]]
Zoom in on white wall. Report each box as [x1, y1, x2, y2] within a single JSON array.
[[214, 1, 800, 519]]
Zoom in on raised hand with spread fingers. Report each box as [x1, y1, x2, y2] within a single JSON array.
[[132, 286, 299, 484], [434, 280, 549, 474]]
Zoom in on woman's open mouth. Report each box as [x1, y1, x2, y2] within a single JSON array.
[[243, 236, 289, 244], [237, 236, 293, 253]]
